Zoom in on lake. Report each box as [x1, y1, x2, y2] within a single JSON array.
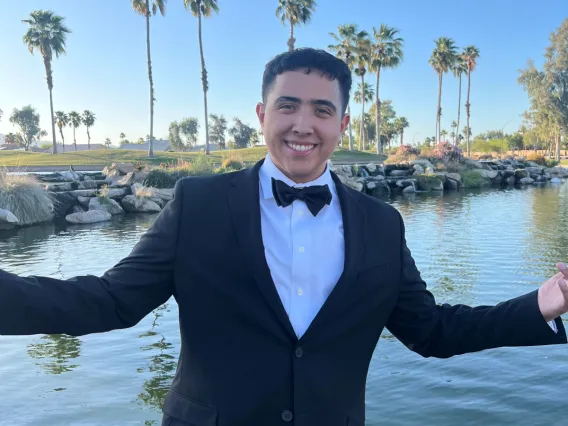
[[1, 183, 567, 425]]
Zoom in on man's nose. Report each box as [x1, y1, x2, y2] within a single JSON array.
[[291, 108, 314, 136]]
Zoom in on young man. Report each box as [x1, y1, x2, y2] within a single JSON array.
[[1, 48, 568, 426]]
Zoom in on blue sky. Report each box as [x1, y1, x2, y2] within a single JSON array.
[[0, 0, 566, 147]]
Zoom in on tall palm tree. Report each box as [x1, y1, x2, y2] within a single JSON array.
[[451, 55, 467, 146], [369, 24, 404, 156], [22, 11, 71, 155], [450, 120, 458, 145], [68, 111, 81, 151], [184, 0, 219, 155], [82, 110, 96, 150], [353, 34, 371, 150], [329, 24, 365, 151], [429, 37, 458, 143], [276, 0, 316, 51], [54, 111, 68, 152], [395, 116, 409, 145], [440, 129, 448, 141], [132, 0, 166, 157], [463, 45, 480, 157], [354, 82, 375, 105]]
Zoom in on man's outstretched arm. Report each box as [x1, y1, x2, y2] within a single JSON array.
[[385, 211, 567, 359], [0, 178, 186, 337]]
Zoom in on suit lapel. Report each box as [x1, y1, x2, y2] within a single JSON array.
[[227, 160, 297, 341], [299, 171, 366, 342]]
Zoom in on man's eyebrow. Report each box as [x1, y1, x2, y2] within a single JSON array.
[[274, 96, 337, 112]]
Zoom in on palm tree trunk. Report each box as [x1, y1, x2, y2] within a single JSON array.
[[401, 128, 404, 145], [347, 104, 354, 151], [456, 73, 462, 147], [198, 12, 211, 155], [375, 68, 382, 156], [87, 127, 91, 150], [58, 126, 65, 152], [359, 74, 365, 150], [145, 3, 155, 158], [466, 71, 472, 157], [43, 57, 57, 154], [73, 126, 77, 151], [288, 22, 295, 51], [437, 73, 443, 143]]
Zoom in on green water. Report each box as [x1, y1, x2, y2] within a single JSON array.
[[1, 183, 567, 425]]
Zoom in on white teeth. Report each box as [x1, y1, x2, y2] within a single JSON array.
[[286, 142, 314, 152]]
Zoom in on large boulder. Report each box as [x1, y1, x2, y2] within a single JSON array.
[[411, 159, 435, 170], [121, 195, 162, 213], [514, 169, 529, 179], [44, 182, 75, 192], [413, 164, 425, 174], [78, 180, 98, 190], [365, 163, 377, 173], [69, 189, 98, 198], [546, 167, 568, 178], [50, 192, 78, 219], [112, 163, 135, 175], [472, 169, 499, 179], [65, 210, 111, 224], [0, 209, 19, 230], [89, 197, 124, 215], [446, 173, 462, 183], [389, 169, 410, 177], [519, 177, 535, 185], [464, 159, 484, 169], [59, 170, 81, 181], [77, 196, 93, 208]]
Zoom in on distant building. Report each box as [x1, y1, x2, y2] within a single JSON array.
[[49, 143, 106, 153], [120, 139, 172, 152]]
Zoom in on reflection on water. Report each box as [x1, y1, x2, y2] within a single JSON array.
[[1, 183, 568, 425]]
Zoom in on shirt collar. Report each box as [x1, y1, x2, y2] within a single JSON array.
[[259, 153, 334, 200]]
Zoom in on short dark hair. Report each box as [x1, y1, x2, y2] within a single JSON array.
[[261, 48, 352, 114]]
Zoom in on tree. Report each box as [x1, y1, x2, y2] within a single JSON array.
[[463, 45, 480, 157], [179, 117, 200, 149], [369, 24, 404, 156], [395, 116, 409, 145], [132, 0, 166, 157], [463, 126, 472, 141], [54, 111, 68, 151], [120, 132, 126, 142], [5, 133, 22, 146], [354, 34, 371, 150], [168, 121, 183, 151], [228, 118, 255, 149], [452, 54, 467, 146], [22, 11, 71, 154], [440, 129, 448, 141], [9, 106, 47, 151], [429, 37, 458, 143], [329, 24, 367, 151], [209, 113, 228, 149], [104, 138, 112, 149], [276, 0, 316, 51], [354, 82, 374, 105], [250, 130, 260, 147], [82, 110, 95, 150], [68, 111, 82, 151]]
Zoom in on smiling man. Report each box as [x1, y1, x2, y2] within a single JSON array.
[[1, 48, 568, 426]]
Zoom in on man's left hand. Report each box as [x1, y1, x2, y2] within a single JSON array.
[[538, 263, 568, 322]]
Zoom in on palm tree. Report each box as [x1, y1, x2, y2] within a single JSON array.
[[276, 0, 316, 51], [329, 24, 367, 152], [132, 0, 166, 157], [68, 111, 81, 151], [369, 24, 404, 156], [54, 111, 68, 152], [440, 129, 448, 141], [451, 55, 467, 146], [429, 37, 458, 143], [184, 0, 219, 155], [354, 82, 375, 105], [104, 138, 112, 149], [353, 34, 371, 150], [395, 116, 409, 145], [463, 45, 480, 157], [82, 110, 96, 150], [450, 120, 458, 145], [22, 11, 71, 155]]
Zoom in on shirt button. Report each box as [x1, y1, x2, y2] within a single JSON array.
[[298, 247, 304, 253], [297, 288, 304, 296], [295, 346, 304, 358], [282, 410, 294, 422]]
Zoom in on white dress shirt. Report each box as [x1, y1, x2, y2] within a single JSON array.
[[258, 154, 557, 337], [259, 154, 344, 338]]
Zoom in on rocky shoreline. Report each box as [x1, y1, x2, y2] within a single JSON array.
[[1, 158, 567, 229]]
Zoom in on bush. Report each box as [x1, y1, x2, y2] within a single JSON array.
[[221, 159, 244, 171], [434, 142, 463, 163], [526, 152, 546, 165], [460, 170, 490, 188], [415, 174, 443, 191], [144, 169, 177, 188], [396, 144, 420, 158], [0, 170, 53, 225]]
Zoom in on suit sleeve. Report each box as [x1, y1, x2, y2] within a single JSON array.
[[0, 178, 185, 337], [385, 211, 567, 358]]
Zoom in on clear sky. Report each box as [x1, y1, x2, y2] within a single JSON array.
[[0, 0, 566, 147]]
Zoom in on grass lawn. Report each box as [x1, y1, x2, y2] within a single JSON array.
[[561, 159, 568, 166], [0, 146, 383, 167]]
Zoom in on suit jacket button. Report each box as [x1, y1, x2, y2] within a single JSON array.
[[295, 346, 303, 358], [282, 410, 294, 422]]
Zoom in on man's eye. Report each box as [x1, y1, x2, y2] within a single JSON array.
[[316, 108, 331, 116], [279, 104, 294, 110]]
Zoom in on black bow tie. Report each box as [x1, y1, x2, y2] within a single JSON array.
[[271, 177, 332, 217]]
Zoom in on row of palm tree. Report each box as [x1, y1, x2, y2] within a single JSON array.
[[54, 110, 96, 152]]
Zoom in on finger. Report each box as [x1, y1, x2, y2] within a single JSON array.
[[558, 276, 568, 294], [557, 262, 568, 279]]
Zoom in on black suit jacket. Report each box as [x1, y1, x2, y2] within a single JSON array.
[[1, 159, 566, 426]]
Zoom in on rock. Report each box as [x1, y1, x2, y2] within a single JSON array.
[[133, 171, 149, 184], [527, 161, 540, 167], [445, 179, 459, 190], [77, 196, 93, 208], [366, 182, 377, 190], [106, 188, 129, 199], [70, 205, 86, 214], [153, 188, 174, 201], [117, 172, 135, 186], [413, 164, 425, 174], [416, 174, 444, 191], [546, 167, 568, 178], [519, 177, 535, 185], [515, 169, 529, 179], [543, 173, 551, 180], [0, 209, 19, 229], [344, 180, 364, 192], [366, 163, 377, 173], [59, 170, 81, 181], [389, 169, 409, 177], [330, 165, 354, 178], [472, 169, 498, 179], [336, 174, 347, 185], [149, 197, 166, 208], [502, 170, 516, 178], [396, 179, 418, 188], [44, 182, 74, 192], [402, 184, 416, 193], [79, 180, 98, 190], [50, 192, 78, 219], [112, 163, 135, 175], [505, 176, 516, 185], [525, 166, 543, 175], [446, 173, 462, 183], [89, 197, 124, 215], [65, 210, 112, 224], [69, 189, 98, 198], [365, 179, 390, 197], [411, 159, 435, 170], [464, 159, 484, 169], [83, 175, 95, 181], [425, 167, 435, 174], [121, 195, 162, 213]]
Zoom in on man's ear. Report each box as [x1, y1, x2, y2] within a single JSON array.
[[256, 103, 265, 131], [340, 112, 350, 134]]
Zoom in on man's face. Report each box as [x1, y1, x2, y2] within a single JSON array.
[[257, 70, 350, 183]]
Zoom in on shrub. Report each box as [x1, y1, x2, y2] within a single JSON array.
[[434, 142, 463, 163], [444, 161, 465, 173], [545, 159, 560, 168], [0, 169, 53, 225], [396, 144, 420, 158], [221, 159, 243, 171], [460, 170, 490, 188], [144, 169, 177, 188], [415, 174, 443, 191], [526, 152, 546, 165]]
